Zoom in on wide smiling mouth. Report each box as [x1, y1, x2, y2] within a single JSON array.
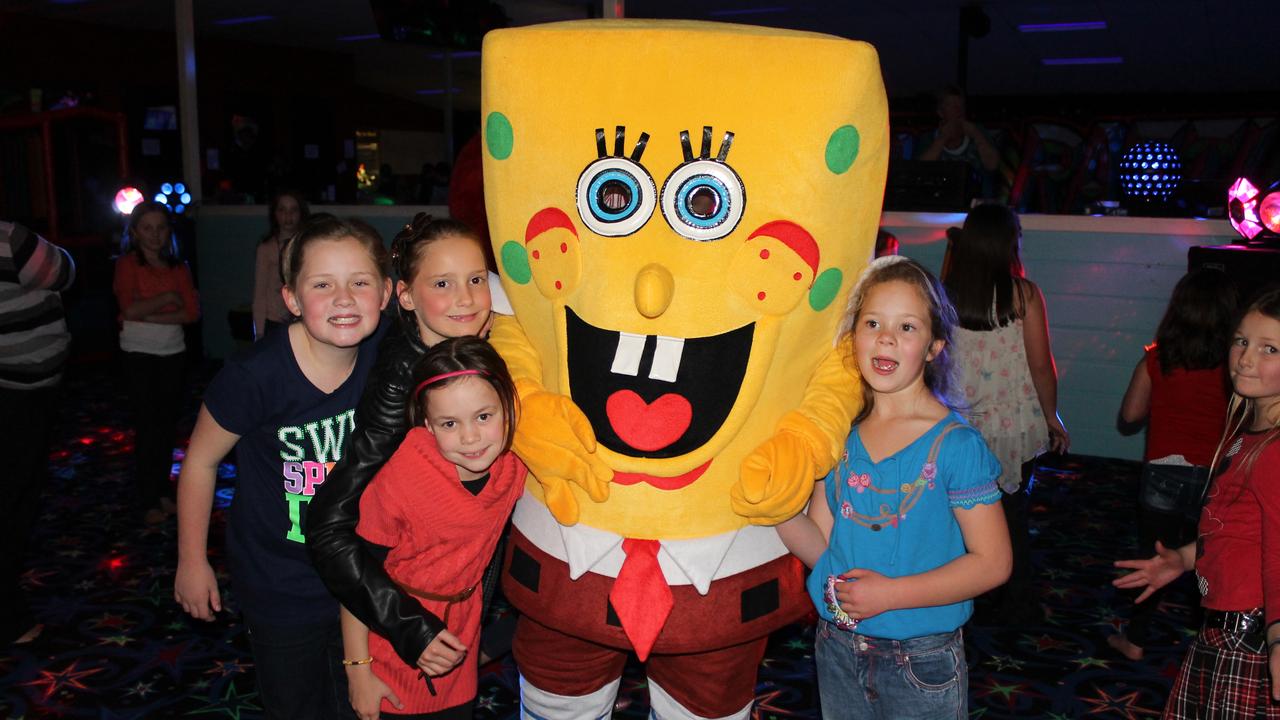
[[870, 356, 898, 373], [565, 307, 752, 459], [329, 315, 363, 326]]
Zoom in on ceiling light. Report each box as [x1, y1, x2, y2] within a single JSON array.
[[1018, 21, 1106, 32], [213, 15, 274, 26], [1042, 56, 1124, 66]]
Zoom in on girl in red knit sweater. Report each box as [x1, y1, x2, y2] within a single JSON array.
[[1115, 287, 1280, 718], [341, 336, 525, 719]]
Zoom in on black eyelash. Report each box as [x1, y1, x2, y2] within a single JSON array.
[[678, 127, 735, 163], [593, 126, 650, 164], [716, 131, 735, 161], [680, 130, 693, 163]]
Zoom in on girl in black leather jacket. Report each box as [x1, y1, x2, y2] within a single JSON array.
[[307, 214, 503, 674]]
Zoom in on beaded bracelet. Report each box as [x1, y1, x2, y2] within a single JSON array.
[[341, 656, 374, 666]]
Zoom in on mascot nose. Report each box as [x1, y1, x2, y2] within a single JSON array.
[[634, 263, 674, 318]]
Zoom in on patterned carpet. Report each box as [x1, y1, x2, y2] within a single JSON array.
[[0, 364, 1195, 718]]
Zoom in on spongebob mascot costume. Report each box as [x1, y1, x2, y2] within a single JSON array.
[[481, 20, 888, 719]]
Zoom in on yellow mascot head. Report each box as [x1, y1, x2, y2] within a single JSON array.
[[483, 19, 887, 540]]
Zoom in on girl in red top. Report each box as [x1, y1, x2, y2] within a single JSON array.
[[341, 336, 525, 719], [113, 201, 200, 524], [1115, 287, 1280, 718], [1110, 268, 1236, 660]]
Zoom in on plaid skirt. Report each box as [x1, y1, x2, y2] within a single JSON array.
[[1164, 627, 1280, 719]]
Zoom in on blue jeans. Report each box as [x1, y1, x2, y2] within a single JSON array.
[[244, 614, 356, 720], [815, 621, 967, 719]]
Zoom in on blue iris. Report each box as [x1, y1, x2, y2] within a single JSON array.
[[587, 169, 641, 223], [674, 175, 730, 230]]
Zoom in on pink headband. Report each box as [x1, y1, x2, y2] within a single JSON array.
[[414, 369, 487, 397]]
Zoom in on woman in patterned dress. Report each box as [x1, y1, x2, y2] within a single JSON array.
[[942, 203, 1068, 624]]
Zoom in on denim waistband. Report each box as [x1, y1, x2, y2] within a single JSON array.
[[819, 620, 961, 655]]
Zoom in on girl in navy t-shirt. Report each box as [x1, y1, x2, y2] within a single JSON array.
[[175, 216, 392, 718]]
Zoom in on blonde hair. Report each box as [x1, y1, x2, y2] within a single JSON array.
[[839, 255, 959, 423]]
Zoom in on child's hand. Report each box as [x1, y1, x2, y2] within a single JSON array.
[[347, 664, 402, 720], [1113, 541, 1185, 603], [835, 568, 898, 621], [1271, 644, 1280, 701], [1046, 414, 1070, 454], [512, 389, 613, 524], [174, 559, 221, 621], [416, 630, 466, 677]]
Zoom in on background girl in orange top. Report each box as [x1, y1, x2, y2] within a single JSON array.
[[113, 201, 200, 524]]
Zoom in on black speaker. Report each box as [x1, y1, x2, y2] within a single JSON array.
[[884, 160, 974, 212], [1188, 244, 1280, 304]]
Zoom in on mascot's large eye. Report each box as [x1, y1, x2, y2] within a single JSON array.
[[660, 127, 746, 242], [576, 128, 657, 237]]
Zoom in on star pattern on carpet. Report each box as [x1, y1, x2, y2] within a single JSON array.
[[1020, 633, 1076, 653], [128, 639, 196, 682], [986, 654, 1024, 671], [20, 568, 59, 588], [752, 687, 790, 715], [973, 676, 1026, 705], [89, 612, 132, 631], [0, 380, 1198, 719], [205, 659, 252, 678], [185, 681, 261, 720], [1079, 686, 1162, 718], [20, 659, 105, 702], [122, 680, 157, 698]]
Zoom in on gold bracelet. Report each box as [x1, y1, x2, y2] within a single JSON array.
[[341, 656, 374, 666]]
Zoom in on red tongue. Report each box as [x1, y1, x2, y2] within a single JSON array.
[[605, 390, 693, 452]]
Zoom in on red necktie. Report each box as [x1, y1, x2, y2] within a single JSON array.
[[609, 538, 673, 661]]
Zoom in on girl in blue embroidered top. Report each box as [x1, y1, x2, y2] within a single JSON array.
[[778, 255, 1011, 719]]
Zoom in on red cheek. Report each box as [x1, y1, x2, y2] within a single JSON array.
[[555, 280, 563, 290], [759, 249, 770, 259], [757, 291, 766, 301], [560, 242, 568, 254], [793, 272, 803, 281], [532, 250, 541, 260]]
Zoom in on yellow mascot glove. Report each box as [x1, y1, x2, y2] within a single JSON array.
[[730, 412, 826, 526], [512, 378, 613, 526]]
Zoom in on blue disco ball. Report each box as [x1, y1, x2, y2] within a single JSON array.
[[1119, 141, 1182, 201]]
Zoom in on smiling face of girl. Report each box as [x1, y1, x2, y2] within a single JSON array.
[[284, 236, 391, 349], [424, 376, 507, 481], [852, 279, 945, 402], [397, 233, 493, 346], [1230, 310, 1280, 427]]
